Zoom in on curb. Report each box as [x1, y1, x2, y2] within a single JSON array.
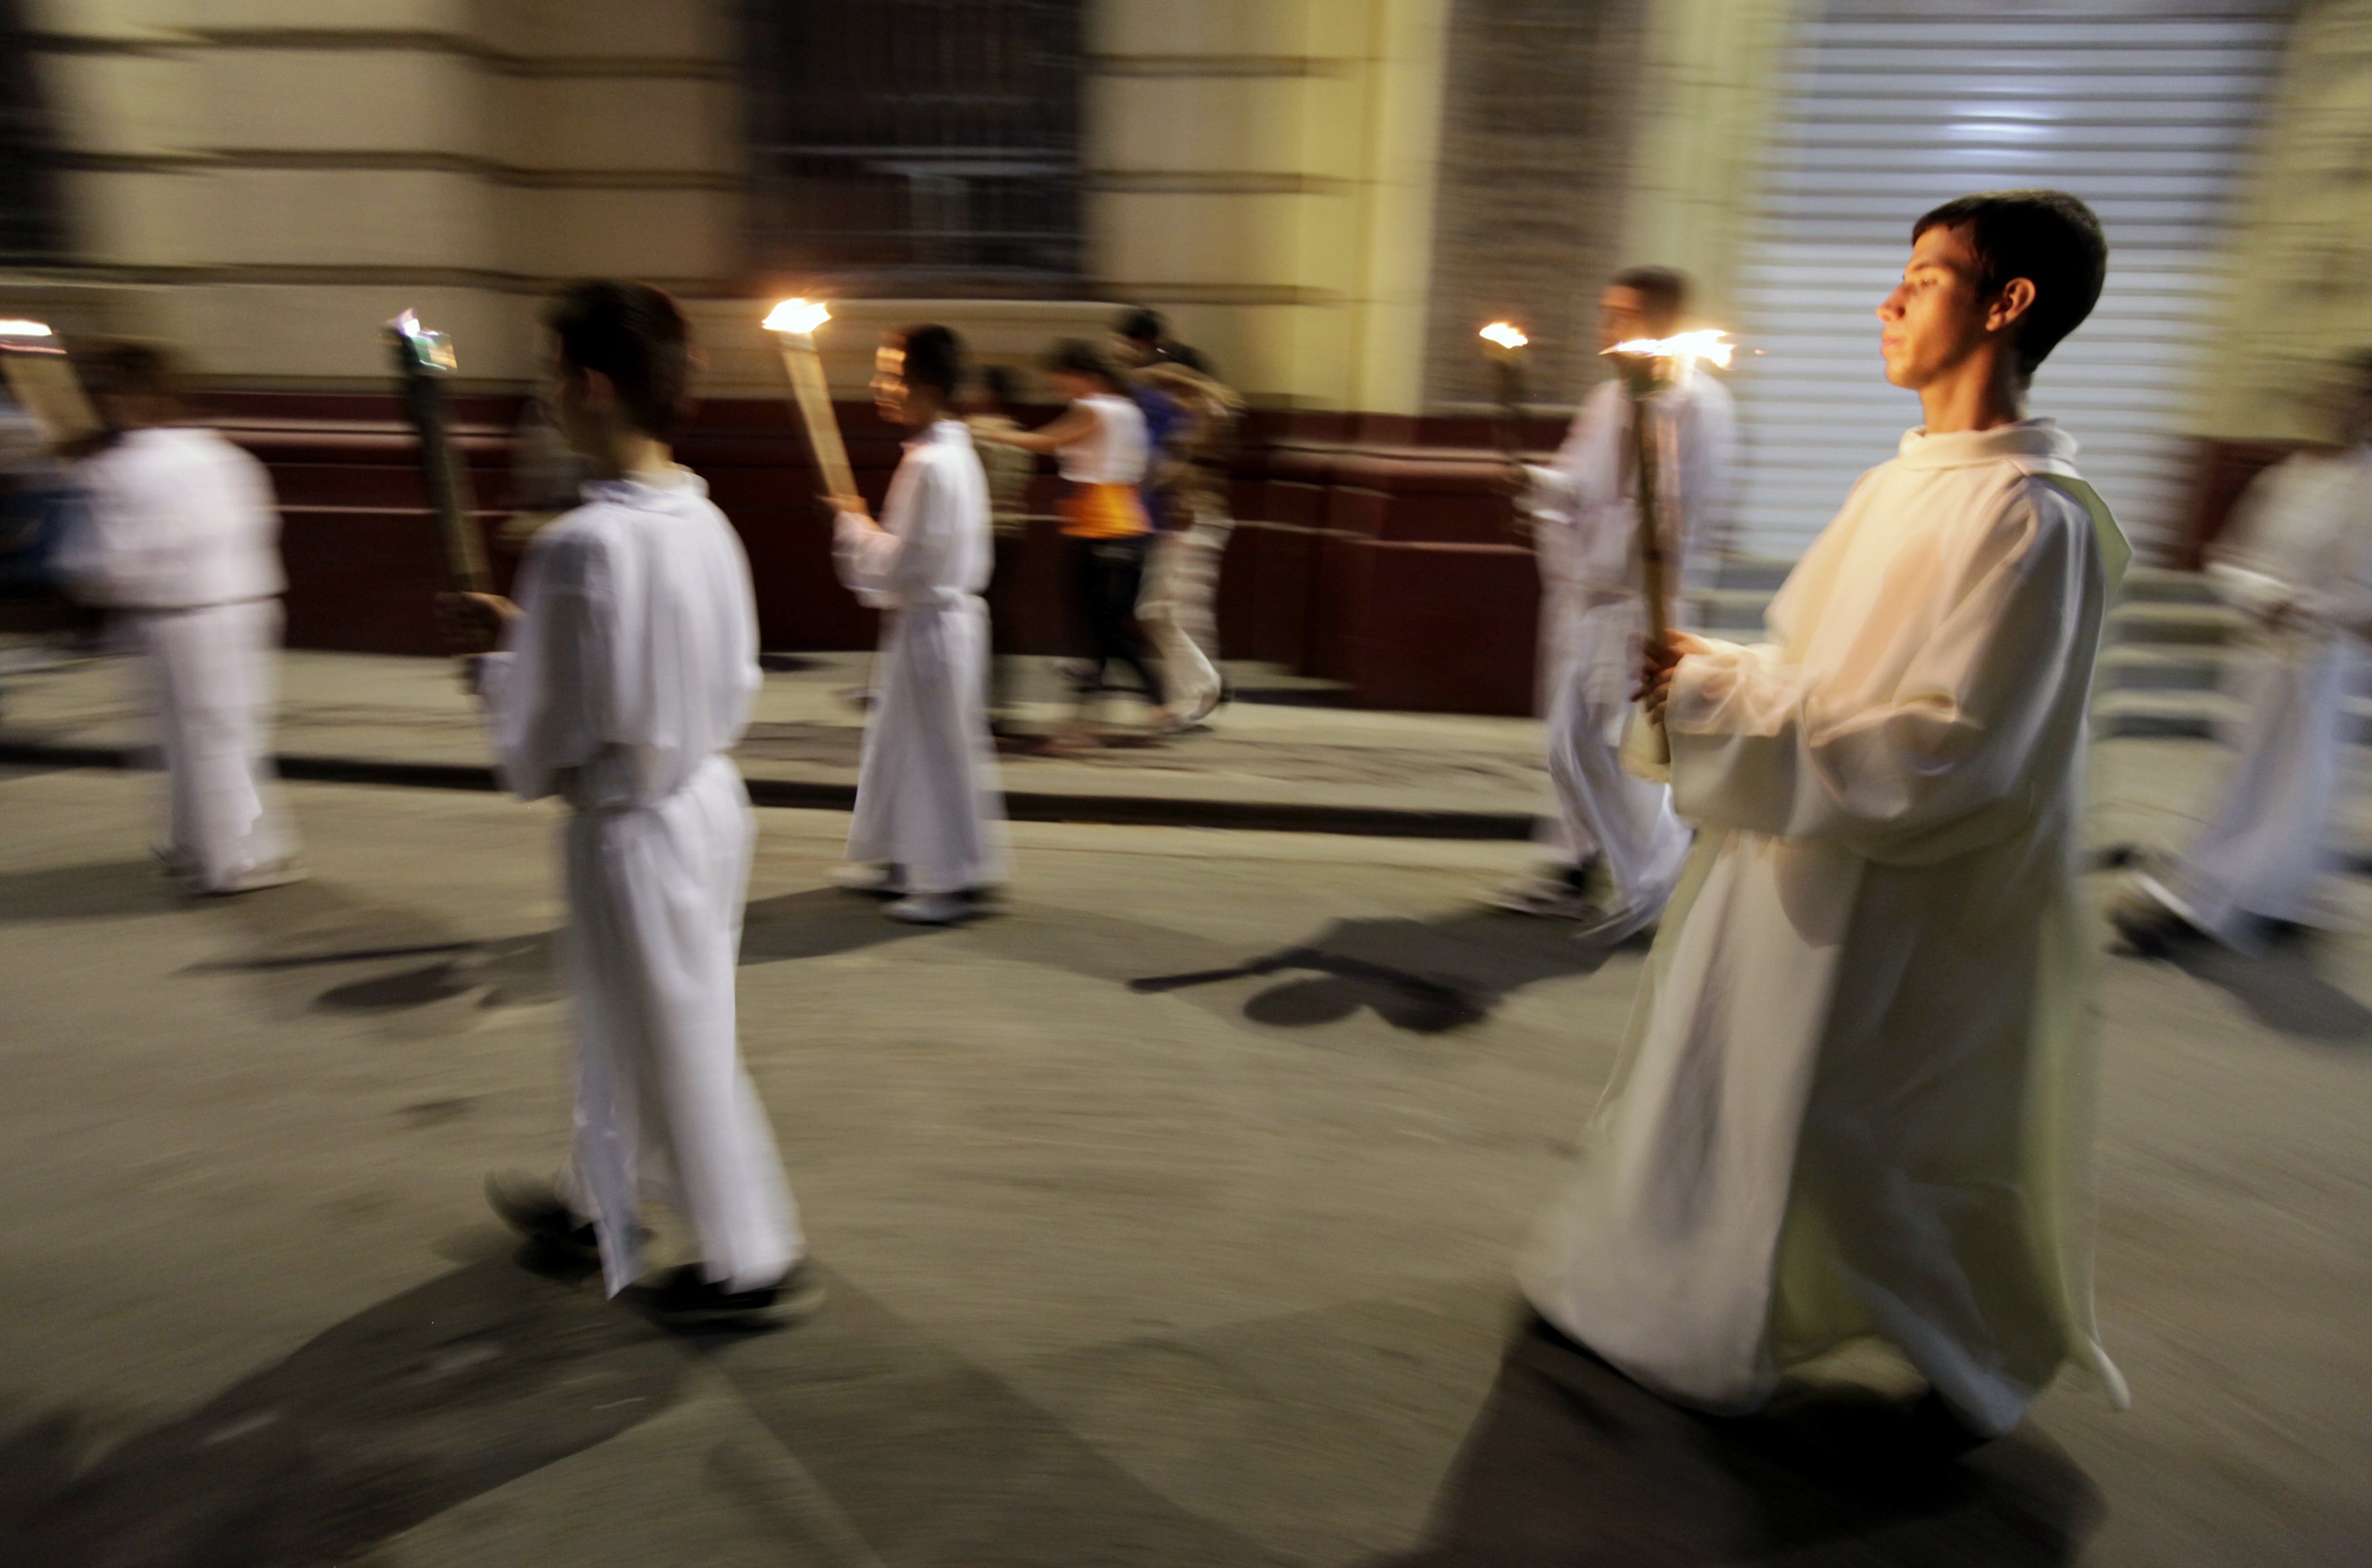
[[0, 741, 1538, 842]]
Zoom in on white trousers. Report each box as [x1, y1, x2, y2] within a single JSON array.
[[2163, 637, 2358, 942], [134, 599, 296, 890], [847, 597, 1008, 894], [565, 755, 801, 1295], [1137, 519, 1230, 714], [1536, 588, 1691, 915]]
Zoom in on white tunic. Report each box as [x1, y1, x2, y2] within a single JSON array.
[[61, 426, 296, 889], [1056, 394, 1149, 486], [835, 419, 1008, 893], [1522, 375, 1738, 915], [2148, 446, 2372, 942], [480, 470, 800, 1296], [1521, 420, 2129, 1436]]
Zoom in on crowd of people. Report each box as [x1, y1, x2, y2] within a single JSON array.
[[8, 184, 2372, 1441]]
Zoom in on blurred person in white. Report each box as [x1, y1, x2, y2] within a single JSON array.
[[1526, 191, 2130, 1446], [1488, 268, 1738, 940], [1132, 342, 1244, 728], [830, 325, 1007, 925], [442, 281, 811, 1329], [2113, 352, 2372, 955], [963, 363, 1038, 732], [57, 342, 302, 894]]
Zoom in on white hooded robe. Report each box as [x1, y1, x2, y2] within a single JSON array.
[[835, 418, 1007, 895], [479, 470, 801, 1296], [1521, 420, 2129, 1437]]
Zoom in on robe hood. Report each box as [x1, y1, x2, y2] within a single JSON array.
[[1895, 419, 2077, 470]]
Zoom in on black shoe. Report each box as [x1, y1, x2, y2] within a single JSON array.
[[628, 1260, 825, 1329], [485, 1170, 597, 1254]]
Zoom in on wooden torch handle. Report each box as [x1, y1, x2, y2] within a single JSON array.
[[777, 339, 857, 503]]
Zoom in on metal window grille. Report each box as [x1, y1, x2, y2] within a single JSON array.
[[741, 0, 1084, 292]]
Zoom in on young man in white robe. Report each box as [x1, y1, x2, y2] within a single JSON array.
[[1490, 267, 1738, 941], [1524, 190, 2130, 1443], [59, 342, 302, 894], [445, 281, 811, 1328], [2112, 354, 2372, 954], [830, 325, 1007, 925]]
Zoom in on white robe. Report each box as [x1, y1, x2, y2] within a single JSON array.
[[479, 470, 800, 1296], [835, 418, 1007, 894], [1521, 420, 2130, 1437], [61, 426, 297, 889], [2146, 446, 2372, 943], [1524, 375, 1738, 915]]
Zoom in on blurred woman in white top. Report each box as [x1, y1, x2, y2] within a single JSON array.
[[975, 339, 1173, 741], [59, 342, 302, 894]]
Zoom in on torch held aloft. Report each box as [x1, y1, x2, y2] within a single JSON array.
[[764, 300, 857, 505]]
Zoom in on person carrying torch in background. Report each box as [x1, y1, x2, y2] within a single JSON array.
[[442, 281, 813, 1328], [828, 325, 1008, 926], [57, 341, 304, 895], [1486, 268, 1736, 943], [1524, 190, 2129, 1447]]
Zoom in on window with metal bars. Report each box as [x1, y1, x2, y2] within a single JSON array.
[[740, 0, 1084, 293]]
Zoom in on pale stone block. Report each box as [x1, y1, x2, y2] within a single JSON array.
[[158, 281, 535, 382], [497, 77, 735, 173], [161, 0, 476, 32], [503, 188, 736, 282], [1087, 77, 1320, 178], [1090, 192, 1320, 290], [33, 51, 196, 156], [201, 169, 499, 270], [197, 48, 487, 157], [56, 168, 211, 265], [1090, 0, 1313, 58], [479, 0, 727, 62]]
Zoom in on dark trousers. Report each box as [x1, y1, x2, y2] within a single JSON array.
[[1071, 534, 1162, 711], [985, 533, 1024, 721]]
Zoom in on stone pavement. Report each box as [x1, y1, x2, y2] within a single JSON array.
[[0, 769, 2367, 1565], [0, 646, 1548, 838]]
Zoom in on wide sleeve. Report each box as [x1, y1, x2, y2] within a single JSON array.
[[54, 453, 158, 605], [836, 457, 956, 608], [1672, 385, 1739, 560], [1523, 407, 1594, 522], [478, 535, 605, 802], [1663, 485, 2092, 860]]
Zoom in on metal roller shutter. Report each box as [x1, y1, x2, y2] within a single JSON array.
[[1730, 3, 2290, 562]]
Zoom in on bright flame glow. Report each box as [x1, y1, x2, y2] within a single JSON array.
[[764, 298, 832, 336], [0, 318, 55, 339], [1478, 321, 1528, 351], [1606, 329, 1734, 369]]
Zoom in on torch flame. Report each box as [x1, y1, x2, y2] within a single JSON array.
[[1606, 329, 1734, 370], [1478, 321, 1528, 352], [0, 318, 55, 340], [764, 297, 832, 337]]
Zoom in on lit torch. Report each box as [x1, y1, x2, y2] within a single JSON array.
[[1477, 321, 1530, 463], [1603, 329, 1732, 756], [0, 318, 98, 448], [763, 297, 858, 508]]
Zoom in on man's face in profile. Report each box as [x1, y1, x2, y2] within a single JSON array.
[[1878, 222, 1996, 392], [1597, 285, 1658, 353]]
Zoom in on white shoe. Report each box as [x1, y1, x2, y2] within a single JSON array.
[[1570, 901, 1659, 947], [886, 892, 970, 926], [830, 863, 904, 896], [203, 858, 307, 896]]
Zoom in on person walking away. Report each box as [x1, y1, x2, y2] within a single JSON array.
[[2111, 352, 2372, 954], [58, 342, 302, 894], [1525, 191, 2130, 1445], [829, 325, 1008, 926], [964, 364, 1037, 733], [443, 280, 811, 1328], [974, 340, 1174, 743], [1132, 346, 1241, 728], [1488, 268, 1737, 941]]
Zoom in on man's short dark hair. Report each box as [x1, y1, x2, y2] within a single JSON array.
[[544, 280, 691, 438], [1611, 266, 1689, 329], [1048, 338, 1121, 390], [898, 324, 962, 398], [1116, 308, 1165, 346], [81, 339, 181, 404], [979, 363, 1020, 409], [1913, 190, 2108, 380]]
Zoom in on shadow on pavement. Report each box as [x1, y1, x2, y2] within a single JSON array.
[[0, 1258, 688, 1568], [0, 858, 182, 921], [2153, 939, 2372, 1043], [1375, 1319, 2102, 1567], [1133, 910, 1628, 1034], [739, 886, 939, 964]]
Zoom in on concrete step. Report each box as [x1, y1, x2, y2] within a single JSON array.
[[1694, 588, 1771, 632], [2093, 688, 2372, 743], [2098, 644, 2225, 693], [2107, 601, 2236, 646], [2118, 565, 2218, 605]]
